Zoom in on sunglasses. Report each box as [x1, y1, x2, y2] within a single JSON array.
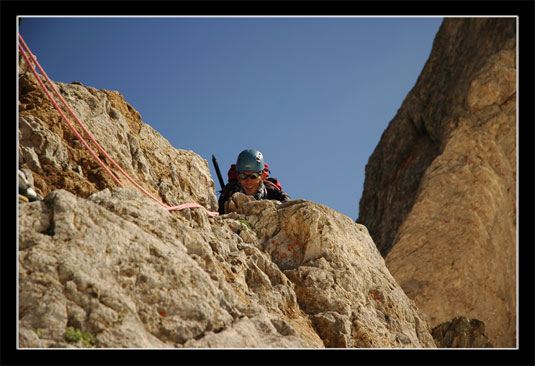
[[238, 172, 262, 180]]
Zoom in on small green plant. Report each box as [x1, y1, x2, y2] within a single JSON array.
[[34, 329, 41, 338], [64, 326, 96, 347], [81, 332, 96, 347], [237, 219, 252, 230], [64, 326, 80, 342]]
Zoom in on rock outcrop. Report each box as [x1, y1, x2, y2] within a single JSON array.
[[18, 63, 218, 218], [357, 18, 516, 347], [431, 316, 493, 348], [18, 53, 436, 348], [18, 189, 436, 348]]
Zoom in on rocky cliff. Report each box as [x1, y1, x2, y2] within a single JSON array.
[[17, 52, 437, 348], [357, 18, 516, 347]]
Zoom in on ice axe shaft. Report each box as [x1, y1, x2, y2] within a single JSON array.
[[212, 155, 225, 191]]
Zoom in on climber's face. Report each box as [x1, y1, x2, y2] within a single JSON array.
[[238, 171, 262, 195]]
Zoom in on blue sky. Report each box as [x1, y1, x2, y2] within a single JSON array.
[[18, 16, 443, 220]]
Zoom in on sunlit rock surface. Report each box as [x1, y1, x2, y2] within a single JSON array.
[[357, 17, 516, 347]]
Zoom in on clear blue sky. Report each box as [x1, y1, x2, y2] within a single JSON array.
[[19, 16, 443, 220]]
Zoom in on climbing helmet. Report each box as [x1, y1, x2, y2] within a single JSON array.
[[236, 149, 264, 172]]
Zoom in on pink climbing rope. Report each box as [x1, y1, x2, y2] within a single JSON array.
[[18, 34, 219, 217], [18, 42, 124, 188]]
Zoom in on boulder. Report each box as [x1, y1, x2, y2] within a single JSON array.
[[431, 316, 493, 348], [227, 193, 436, 348]]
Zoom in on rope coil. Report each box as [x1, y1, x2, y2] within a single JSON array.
[[18, 34, 219, 217]]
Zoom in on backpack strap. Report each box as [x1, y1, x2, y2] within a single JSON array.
[[264, 178, 281, 191]]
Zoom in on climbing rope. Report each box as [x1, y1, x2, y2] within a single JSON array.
[[18, 34, 219, 217]]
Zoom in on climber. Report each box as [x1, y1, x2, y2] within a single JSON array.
[[226, 162, 283, 190], [217, 149, 290, 214]]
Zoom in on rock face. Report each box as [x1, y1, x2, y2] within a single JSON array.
[[18, 189, 436, 348], [18, 56, 436, 348], [357, 18, 516, 348]]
